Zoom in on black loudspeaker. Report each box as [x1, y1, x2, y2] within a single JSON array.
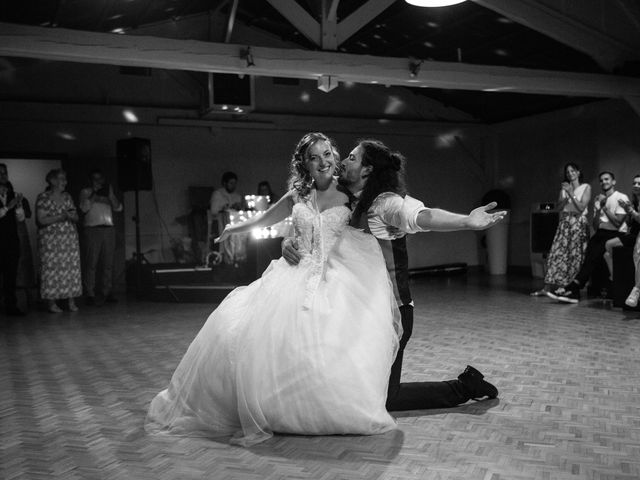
[[117, 138, 153, 191], [530, 211, 559, 253]]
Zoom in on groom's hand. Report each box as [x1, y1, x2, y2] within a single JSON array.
[[282, 237, 301, 266], [467, 202, 507, 230]]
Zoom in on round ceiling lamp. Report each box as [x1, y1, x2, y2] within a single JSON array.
[[405, 0, 467, 6]]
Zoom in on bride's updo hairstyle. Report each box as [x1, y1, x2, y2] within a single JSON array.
[[352, 139, 407, 223], [288, 132, 338, 199]]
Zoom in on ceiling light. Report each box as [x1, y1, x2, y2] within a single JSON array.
[[406, 0, 467, 7], [122, 109, 138, 123], [57, 132, 76, 141]]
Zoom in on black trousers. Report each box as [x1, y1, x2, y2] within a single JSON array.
[[0, 248, 19, 310], [574, 229, 621, 288], [386, 305, 469, 411]]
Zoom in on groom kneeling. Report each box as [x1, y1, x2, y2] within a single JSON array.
[[283, 138, 501, 411]]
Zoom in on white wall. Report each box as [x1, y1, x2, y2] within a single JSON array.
[[0, 101, 489, 272]]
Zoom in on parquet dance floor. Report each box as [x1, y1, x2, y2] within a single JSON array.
[[1, 273, 639, 480]]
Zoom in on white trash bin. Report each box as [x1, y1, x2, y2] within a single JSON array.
[[486, 209, 510, 275]]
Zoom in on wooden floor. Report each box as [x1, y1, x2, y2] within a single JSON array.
[[1, 272, 640, 480]]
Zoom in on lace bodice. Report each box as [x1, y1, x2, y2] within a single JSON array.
[[291, 200, 351, 309], [292, 203, 351, 256]]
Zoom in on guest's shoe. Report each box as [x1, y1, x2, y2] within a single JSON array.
[[68, 301, 79, 312], [6, 307, 25, 316], [546, 287, 565, 301], [85, 296, 95, 306], [625, 287, 640, 307], [458, 365, 498, 400], [557, 283, 580, 304], [48, 303, 63, 313]]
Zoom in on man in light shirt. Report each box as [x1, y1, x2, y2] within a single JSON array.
[[283, 138, 504, 411], [0, 164, 26, 316], [79, 169, 122, 305], [550, 171, 628, 304]]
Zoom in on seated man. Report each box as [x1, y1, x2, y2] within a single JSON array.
[[550, 171, 628, 303]]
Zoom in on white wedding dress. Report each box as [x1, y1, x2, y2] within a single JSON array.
[[146, 198, 402, 446]]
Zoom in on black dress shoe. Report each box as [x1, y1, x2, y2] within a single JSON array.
[[85, 296, 96, 306], [458, 365, 499, 400]]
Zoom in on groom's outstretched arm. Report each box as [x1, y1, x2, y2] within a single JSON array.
[[417, 201, 506, 232]]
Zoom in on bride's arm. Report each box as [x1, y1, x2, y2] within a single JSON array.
[[215, 191, 295, 243]]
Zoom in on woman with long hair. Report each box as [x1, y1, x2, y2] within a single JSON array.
[[531, 163, 591, 297], [147, 133, 402, 446]]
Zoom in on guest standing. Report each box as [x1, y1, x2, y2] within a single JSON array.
[[531, 163, 591, 297], [0, 163, 26, 316], [36, 169, 82, 313], [79, 169, 122, 305]]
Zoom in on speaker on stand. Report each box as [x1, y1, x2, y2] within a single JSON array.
[[117, 138, 153, 297], [530, 203, 559, 278]]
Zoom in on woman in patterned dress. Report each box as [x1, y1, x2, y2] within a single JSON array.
[[531, 163, 591, 297], [36, 169, 82, 313]]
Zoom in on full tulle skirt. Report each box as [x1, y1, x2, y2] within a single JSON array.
[[146, 227, 401, 446]]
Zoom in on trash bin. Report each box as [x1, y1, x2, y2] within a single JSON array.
[[486, 209, 510, 275], [481, 189, 511, 276]]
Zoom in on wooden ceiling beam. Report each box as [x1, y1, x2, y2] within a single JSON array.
[[336, 0, 395, 46], [1, 22, 640, 98], [265, 0, 321, 47], [321, 0, 339, 50], [471, 0, 639, 71]]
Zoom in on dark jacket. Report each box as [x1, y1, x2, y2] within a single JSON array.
[[0, 188, 21, 253]]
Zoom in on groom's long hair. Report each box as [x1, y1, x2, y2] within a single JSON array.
[[352, 139, 407, 224]]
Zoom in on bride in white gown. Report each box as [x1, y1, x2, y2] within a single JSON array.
[[146, 133, 402, 446]]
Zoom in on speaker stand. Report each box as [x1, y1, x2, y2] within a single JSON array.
[[131, 188, 179, 302], [132, 188, 143, 297]]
